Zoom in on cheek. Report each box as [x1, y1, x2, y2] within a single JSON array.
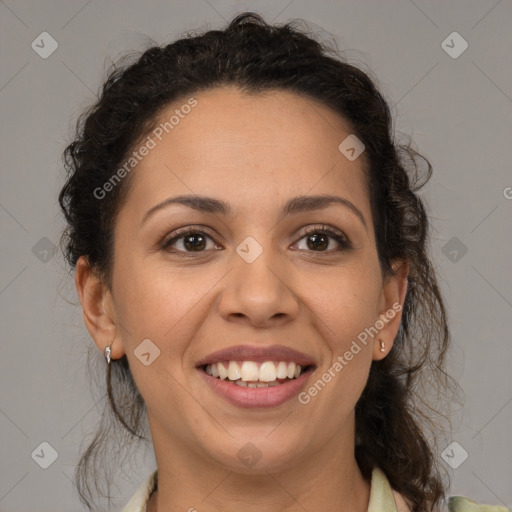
[[305, 263, 382, 348], [112, 258, 220, 356], [111, 264, 205, 427], [298, 261, 381, 404]]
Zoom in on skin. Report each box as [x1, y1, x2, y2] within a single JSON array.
[[76, 87, 409, 512]]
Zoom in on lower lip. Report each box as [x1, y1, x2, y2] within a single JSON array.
[[198, 367, 315, 409]]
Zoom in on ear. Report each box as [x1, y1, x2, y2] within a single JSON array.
[[75, 256, 125, 361], [372, 258, 409, 361]]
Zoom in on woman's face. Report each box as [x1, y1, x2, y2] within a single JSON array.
[[81, 87, 406, 473]]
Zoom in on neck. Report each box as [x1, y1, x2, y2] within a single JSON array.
[[146, 419, 371, 512]]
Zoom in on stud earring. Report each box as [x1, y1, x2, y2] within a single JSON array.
[[379, 338, 386, 353]]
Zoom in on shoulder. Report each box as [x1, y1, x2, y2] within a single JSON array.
[[371, 467, 509, 512], [448, 496, 511, 512]]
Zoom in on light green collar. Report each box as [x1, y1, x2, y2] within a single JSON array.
[[368, 466, 405, 512], [368, 467, 510, 512]]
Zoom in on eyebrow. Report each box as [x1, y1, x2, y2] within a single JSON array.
[[141, 193, 367, 230]]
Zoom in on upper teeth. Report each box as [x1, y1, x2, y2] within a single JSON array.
[[205, 361, 302, 381]]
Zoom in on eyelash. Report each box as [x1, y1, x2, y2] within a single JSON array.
[[160, 224, 352, 255]]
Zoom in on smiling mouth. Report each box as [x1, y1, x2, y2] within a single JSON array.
[[202, 360, 311, 388]]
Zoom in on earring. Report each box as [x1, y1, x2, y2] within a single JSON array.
[[104, 343, 113, 365], [379, 338, 386, 353]]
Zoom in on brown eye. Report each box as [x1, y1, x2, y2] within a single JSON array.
[[162, 229, 218, 253], [294, 226, 352, 252], [305, 232, 329, 251], [181, 233, 208, 251]]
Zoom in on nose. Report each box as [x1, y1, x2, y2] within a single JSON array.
[[217, 243, 300, 328]]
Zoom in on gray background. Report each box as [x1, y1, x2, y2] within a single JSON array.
[[1, 1, 511, 511]]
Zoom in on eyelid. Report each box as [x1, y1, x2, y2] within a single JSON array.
[[297, 224, 347, 239]]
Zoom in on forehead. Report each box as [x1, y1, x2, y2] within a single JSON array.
[[151, 87, 358, 164], [122, 87, 370, 220]]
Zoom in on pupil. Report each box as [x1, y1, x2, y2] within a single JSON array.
[[184, 234, 206, 251], [308, 233, 328, 251]]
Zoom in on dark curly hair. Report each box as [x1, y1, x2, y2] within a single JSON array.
[[59, 12, 456, 512]]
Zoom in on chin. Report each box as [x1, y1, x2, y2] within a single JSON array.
[[201, 431, 308, 474]]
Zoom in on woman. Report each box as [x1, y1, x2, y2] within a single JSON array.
[[58, 12, 506, 512]]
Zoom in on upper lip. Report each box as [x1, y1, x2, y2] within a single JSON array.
[[196, 344, 316, 368]]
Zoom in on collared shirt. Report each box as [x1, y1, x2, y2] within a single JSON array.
[[121, 466, 508, 512]]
